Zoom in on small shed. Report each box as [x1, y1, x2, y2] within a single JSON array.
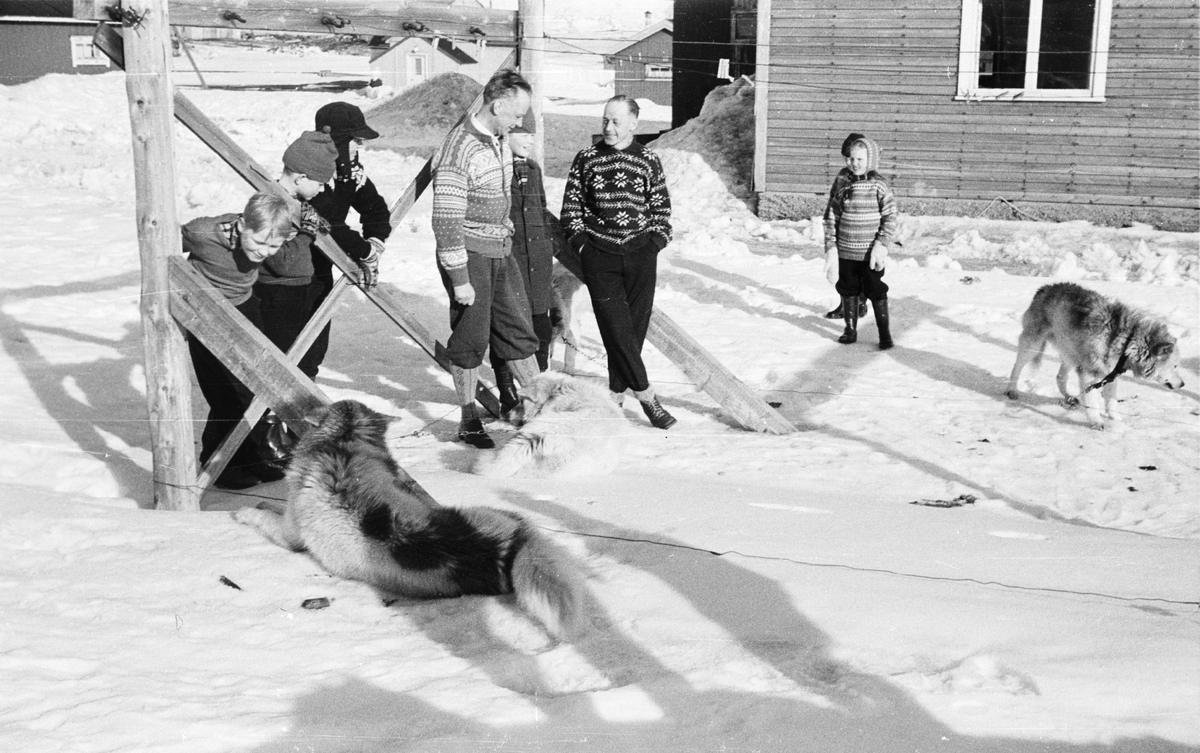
[[369, 36, 515, 91], [0, 16, 114, 85], [604, 19, 674, 105], [753, 0, 1200, 231]]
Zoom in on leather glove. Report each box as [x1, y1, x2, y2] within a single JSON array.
[[356, 237, 385, 289]]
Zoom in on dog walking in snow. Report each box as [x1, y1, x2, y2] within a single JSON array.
[[233, 399, 586, 639], [474, 372, 629, 479], [1005, 282, 1185, 428]]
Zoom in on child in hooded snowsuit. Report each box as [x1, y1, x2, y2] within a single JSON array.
[[823, 136, 897, 349], [822, 132, 869, 321]]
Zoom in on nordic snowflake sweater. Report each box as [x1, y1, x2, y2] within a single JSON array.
[[431, 117, 514, 287], [823, 137, 897, 262], [561, 141, 672, 255]]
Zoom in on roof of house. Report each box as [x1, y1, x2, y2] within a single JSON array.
[[369, 36, 478, 66], [609, 19, 673, 56]]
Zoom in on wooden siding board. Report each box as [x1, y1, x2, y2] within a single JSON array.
[[760, 0, 1200, 218]]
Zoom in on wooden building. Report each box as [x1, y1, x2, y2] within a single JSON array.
[[604, 19, 674, 105], [672, 0, 756, 129], [0, 15, 116, 84], [369, 35, 514, 90], [753, 0, 1200, 231]]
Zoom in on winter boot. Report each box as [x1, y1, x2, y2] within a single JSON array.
[[823, 300, 844, 320], [857, 293, 869, 317], [824, 294, 867, 320], [494, 362, 521, 423], [837, 296, 858, 344], [636, 390, 677, 430], [249, 411, 292, 481], [451, 365, 494, 449], [873, 297, 894, 350]]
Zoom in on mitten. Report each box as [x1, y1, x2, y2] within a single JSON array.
[[298, 203, 330, 238]]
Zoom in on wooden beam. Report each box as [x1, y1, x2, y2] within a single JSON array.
[[554, 246, 797, 435], [93, 22, 499, 417], [74, 0, 518, 41], [170, 258, 439, 507], [123, 0, 200, 510], [518, 0, 546, 166]]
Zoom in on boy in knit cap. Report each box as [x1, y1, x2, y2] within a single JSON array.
[[182, 191, 299, 489], [489, 109, 562, 419], [432, 69, 543, 449], [822, 132, 869, 321], [823, 136, 897, 349], [254, 130, 338, 376]]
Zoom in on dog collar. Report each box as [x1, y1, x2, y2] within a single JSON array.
[[1086, 353, 1129, 393]]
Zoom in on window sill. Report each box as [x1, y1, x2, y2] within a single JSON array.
[[954, 92, 1106, 104]]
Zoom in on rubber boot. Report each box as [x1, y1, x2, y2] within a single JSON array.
[[837, 296, 858, 344], [248, 411, 291, 482], [450, 365, 493, 449], [494, 362, 521, 423], [823, 300, 844, 319], [824, 294, 866, 319], [857, 293, 869, 317], [874, 297, 894, 350]]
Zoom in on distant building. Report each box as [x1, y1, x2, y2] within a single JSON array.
[[754, 0, 1199, 231], [604, 19, 674, 106], [672, 0, 756, 129], [0, 16, 114, 85], [368, 36, 516, 91]]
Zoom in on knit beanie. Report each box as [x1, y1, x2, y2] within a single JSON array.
[[840, 132, 865, 158], [282, 130, 338, 184]]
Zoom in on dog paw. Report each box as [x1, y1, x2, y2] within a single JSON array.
[[1004, 389, 1019, 400], [1060, 396, 1081, 410]]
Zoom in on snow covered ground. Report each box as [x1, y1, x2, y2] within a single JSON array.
[[0, 38, 1197, 753]]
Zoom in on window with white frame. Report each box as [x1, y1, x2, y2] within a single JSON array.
[[646, 64, 671, 79], [70, 35, 109, 67], [956, 0, 1112, 101]]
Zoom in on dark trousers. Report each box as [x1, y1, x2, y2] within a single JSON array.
[[835, 254, 889, 301], [490, 311, 552, 373], [255, 279, 330, 381], [581, 246, 657, 394], [189, 296, 265, 470], [440, 252, 539, 370]]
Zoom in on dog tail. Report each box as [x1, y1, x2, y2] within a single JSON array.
[[510, 520, 587, 640], [472, 435, 539, 478]]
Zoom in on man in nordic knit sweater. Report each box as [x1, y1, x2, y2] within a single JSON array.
[[823, 136, 897, 349], [432, 69, 542, 449], [561, 95, 677, 430]]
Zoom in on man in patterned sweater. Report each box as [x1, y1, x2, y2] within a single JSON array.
[[823, 135, 897, 349], [561, 94, 677, 430], [432, 69, 542, 448]]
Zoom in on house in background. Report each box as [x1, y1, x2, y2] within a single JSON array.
[[368, 35, 515, 91], [604, 19, 674, 106], [753, 0, 1199, 231], [0, 0, 114, 85], [672, 0, 756, 129]]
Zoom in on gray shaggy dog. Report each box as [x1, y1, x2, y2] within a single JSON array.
[[1006, 282, 1185, 428], [473, 372, 630, 478], [233, 399, 586, 640]]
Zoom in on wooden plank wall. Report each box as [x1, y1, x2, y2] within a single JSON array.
[[760, 0, 1199, 225]]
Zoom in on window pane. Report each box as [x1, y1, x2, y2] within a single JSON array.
[[1037, 0, 1096, 89], [980, 0, 1030, 88]]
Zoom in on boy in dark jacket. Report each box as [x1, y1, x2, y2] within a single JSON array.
[[490, 111, 562, 419], [182, 191, 298, 488]]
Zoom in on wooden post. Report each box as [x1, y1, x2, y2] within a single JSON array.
[[123, 0, 200, 509], [518, 0, 546, 166]]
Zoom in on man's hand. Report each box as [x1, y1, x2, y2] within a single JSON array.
[[870, 243, 888, 272], [453, 282, 476, 306], [824, 249, 839, 286]]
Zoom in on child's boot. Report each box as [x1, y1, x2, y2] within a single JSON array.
[[451, 365, 494, 449], [873, 297, 894, 350], [823, 300, 844, 319], [837, 296, 858, 344], [857, 293, 869, 317]]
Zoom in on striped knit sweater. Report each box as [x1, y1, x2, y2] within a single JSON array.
[[561, 141, 672, 254], [823, 137, 897, 262], [182, 213, 261, 306], [431, 117, 514, 287]]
